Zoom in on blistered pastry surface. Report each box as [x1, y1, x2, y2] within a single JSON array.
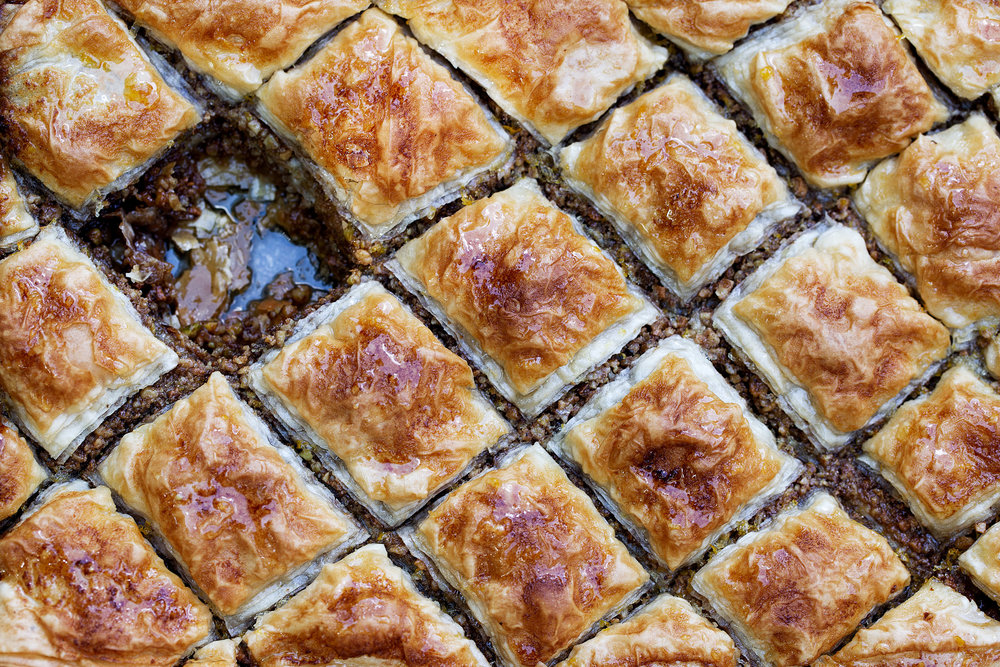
[[0, 0, 200, 208]]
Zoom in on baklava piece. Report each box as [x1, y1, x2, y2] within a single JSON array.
[[408, 445, 649, 667], [692, 492, 910, 667], [862, 366, 1000, 538], [377, 0, 666, 144], [815, 579, 1000, 665], [0, 0, 201, 210], [393, 179, 658, 416], [714, 224, 950, 450], [112, 0, 369, 98], [0, 227, 179, 460], [560, 75, 800, 300], [855, 115, 1000, 331], [244, 543, 489, 667], [256, 8, 511, 239], [714, 0, 947, 188], [556, 336, 801, 570], [884, 0, 1000, 102], [251, 281, 508, 525], [99, 372, 363, 630], [556, 593, 738, 667], [0, 155, 36, 249], [186, 640, 239, 667], [0, 483, 212, 667], [960, 520, 1000, 605], [0, 420, 45, 522], [626, 0, 793, 59]]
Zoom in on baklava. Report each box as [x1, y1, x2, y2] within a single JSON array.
[[393, 178, 658, 416], [111, 0, 370, 98], [0, 155, 37, 250], [556, 593, 738, 667], [714, 224, 950, 450], [0, 483, 213, 667], [884, 0, 1000, 102], [0, 420, 45, 522], [406, 445, 649, 667], [863, 365, 1000, 538], [0, 0, 201, 211], [99, 372, 364, 630], [692, 492, 910, 667], [815, 579, 1000, 666], [714, 0, 947, 188], [554, 335, 801, 570], [560, 75, 800, 300], [256, 8, 512, 239], [243, 543, 489, 667], [251, 281, 509, 525], [0, 226, 179, 460], [855, 114, 1000, 332], [377, 0, 666, 144], [186, 640, 239, 667], [960, 520, 1000, 605]]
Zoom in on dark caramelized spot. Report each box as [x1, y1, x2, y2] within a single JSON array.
[[751, 2, 941, 184], [257, 8, 506, 228], [567, 355, 783, 569], [0, 422, 40, 521], [0, 487, 211, 666], [409, 183, 641, 395], [263, 291, 502, 508], [733, 244, 949, 432]]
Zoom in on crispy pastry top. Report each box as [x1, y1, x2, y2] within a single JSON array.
[[627, 0, 791, 55], [0, 421, 44, 523]]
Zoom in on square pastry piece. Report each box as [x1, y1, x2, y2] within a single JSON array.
[[244, 544, 489, 667], [251, 281, 509, 525], [256, 8, 511, 239], [112, 0, 369, 97], [0, 420, 45, 523], [0, 483, 213, 667], [885, 0, 1000, 102], [0, 155, 37, 249], [561, 75, 800, 300], [0, 227, 179, 460], [625, 0, 793, 58], [715, 224, 950, 450], [0, 0, 200, 210], [377, 0, 666, 144], [862, 366, 1000, 538], [408, 445, 649, 667], [715, 0, 947, 188], [394, 179, 658, 416], [855, 115, 1000, 331], [557, 594, 738, 667], [692, 492, 910, 667], [816, 579, 1000, 666], [554, 336, 801, 570], [960, 520, 1000, 605], [99, 372, 364, 630], [186, 640, 239, 667]]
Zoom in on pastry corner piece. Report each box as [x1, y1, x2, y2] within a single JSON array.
[[0, 0, 201, 211], [884, 0, 1000, 101], [815, 579, 1000, 666], [99, 371, 364, 631], [0, 154, 37, 250], [560, 74, 800, 300], [714, 224, 949, 450], [557, 335, 801, 570], [556, 593, 738, 666], [377, 0, 666, 145], [0, 226, 179, 461], [186, 640, 239, 667], [960, 520, 1000, 606], [243, 543, 490, 667], [855, 114, 1000, 331], [0, 483, 212, 667], [409, 444, 649, 667], [393, 178, 658, 416], [251, 280, 509, 526], [714, 0, 947, 188], [256, 7, 512, 239], [111, 0, 370, 98], [0, 420, 45, 523], [692, 492, 910, 667], [863, 365, 1000, 539]]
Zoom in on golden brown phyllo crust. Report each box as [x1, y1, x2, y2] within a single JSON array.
[[626, 0, 790, 54], [0, 422, 44, 523]]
